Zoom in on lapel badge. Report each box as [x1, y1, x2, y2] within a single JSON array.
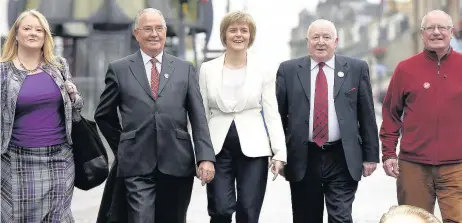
[[423, 82, 430, 89], [164, 73, 169, 79], [338, 71, 344, 78]]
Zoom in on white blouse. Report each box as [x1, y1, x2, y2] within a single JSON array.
[[221, 65, 247, 111]]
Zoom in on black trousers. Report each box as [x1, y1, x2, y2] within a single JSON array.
[[124, 169, 194, 223], [290, 141, 358, 223], [207, 122, 269, 223]]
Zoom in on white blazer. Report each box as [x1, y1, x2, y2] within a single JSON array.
[[199, 54, 287, 162]]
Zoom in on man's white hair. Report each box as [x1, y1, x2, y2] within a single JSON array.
[[420, 10, 453, 28], [134, 8, 167, 29], [307, 19, 338, 38]]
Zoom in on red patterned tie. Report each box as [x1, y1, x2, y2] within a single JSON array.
[[150, 58, 160, 99], [313, 62, 329, 147]]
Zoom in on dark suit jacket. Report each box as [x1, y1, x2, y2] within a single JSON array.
[[276, 55, 379, 182], [94, 50, 215, 222]]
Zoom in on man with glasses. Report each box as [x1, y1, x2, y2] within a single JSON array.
[[381, 10, 462, 223], [94, 8, 216, 223]]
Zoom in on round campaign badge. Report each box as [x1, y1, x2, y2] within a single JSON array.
[[423, 82, 430, 89]]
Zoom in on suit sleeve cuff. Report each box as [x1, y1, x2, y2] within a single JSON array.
[[197, 158, 216, 165]]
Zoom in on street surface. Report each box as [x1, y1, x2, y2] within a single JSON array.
[[71, 103, 443, 222]]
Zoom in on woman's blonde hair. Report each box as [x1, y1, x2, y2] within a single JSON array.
[[219, 11, 256, 48], [380, 205, 441, 223], [0, 9, 59, 67]]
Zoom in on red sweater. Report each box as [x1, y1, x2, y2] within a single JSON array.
[[380, 48, 462, 165]]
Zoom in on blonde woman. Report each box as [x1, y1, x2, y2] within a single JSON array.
[[199, 11, 286, 223], [0, 9, 83, 222], [380, 205, 441, 223]]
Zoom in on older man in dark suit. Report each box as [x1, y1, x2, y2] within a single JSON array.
[[276, 19, 379, 223], [94, 8, 215, 223]]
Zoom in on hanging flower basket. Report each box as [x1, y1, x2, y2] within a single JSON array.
[[372, 47, 387, 61]]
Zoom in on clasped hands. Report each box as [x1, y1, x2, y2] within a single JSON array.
[[196, 161, 215, 186], [269, 159, 285, 181]]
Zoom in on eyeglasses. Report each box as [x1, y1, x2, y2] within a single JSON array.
[[421, 25, 453, 33], [137, 26, 165, 34]]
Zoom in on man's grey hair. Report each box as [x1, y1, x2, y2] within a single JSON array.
[[307, 19, 338, 38], [134, 8, 167, 29], [420, 10, 453, 28]]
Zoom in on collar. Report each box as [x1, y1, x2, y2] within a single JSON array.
[[310, 56, 335, 70], [424, 47, 452, 61], [140, 49, 163, 65]]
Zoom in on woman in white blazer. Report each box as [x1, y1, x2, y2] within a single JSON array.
[[199, 11, 287, 223]]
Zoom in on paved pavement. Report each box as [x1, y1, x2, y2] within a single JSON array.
[[71, 106, 443, 222]]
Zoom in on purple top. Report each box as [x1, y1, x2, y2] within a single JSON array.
[[10, 72, 67, 147]]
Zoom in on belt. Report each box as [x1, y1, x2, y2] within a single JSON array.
[[308, 140, 341, 150]]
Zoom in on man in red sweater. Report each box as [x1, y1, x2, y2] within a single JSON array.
[[380, 10, 462, 223]]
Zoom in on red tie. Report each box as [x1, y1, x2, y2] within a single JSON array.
[[150, 58, 160, 99], [313, 62, 329, 147]]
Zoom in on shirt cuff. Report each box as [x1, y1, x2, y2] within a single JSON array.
[[382, 155, 398, 163]]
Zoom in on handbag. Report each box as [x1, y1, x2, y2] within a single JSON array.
[[58, 62, 109, 190], [72, 116, 109, 190]]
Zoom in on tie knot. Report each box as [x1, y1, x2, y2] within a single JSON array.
[[318, 62, 325, 68], [150, 58, 158, 64]]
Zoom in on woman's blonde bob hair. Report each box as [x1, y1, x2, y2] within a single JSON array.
[[0, 9, 59, 67], [219, 11, 256, 48], [380, 205, 441, 223]]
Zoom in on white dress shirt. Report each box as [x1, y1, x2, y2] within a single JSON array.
[[221, 66, 246, 111], [308, 56, 341, 142], [140, 49, 163, 87]]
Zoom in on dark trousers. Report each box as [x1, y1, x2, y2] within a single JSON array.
[[290, 141, 358, 223], [207, 122, 269, 223], [124, 169, 194, 223]]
